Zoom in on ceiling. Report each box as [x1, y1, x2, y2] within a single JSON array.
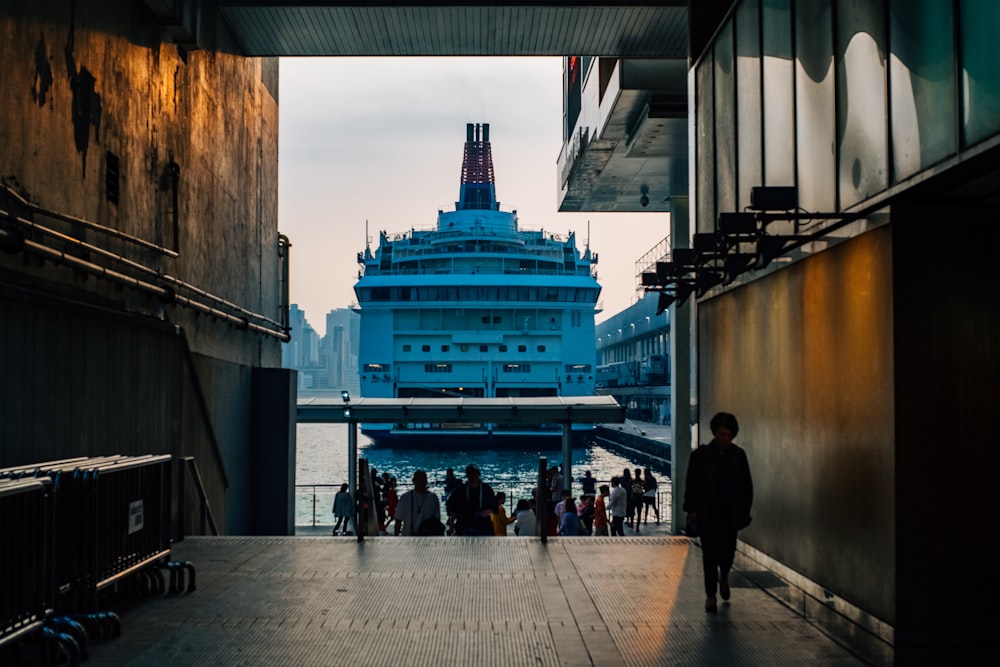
[[216, 2, 689, 57]]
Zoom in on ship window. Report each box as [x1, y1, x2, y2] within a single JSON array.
[[481, 316, 490, 324], [460, 344, 469, 352], [565, 364, 592, 372], [402, 345, 412, 352], [425, 363, 453, 373], [517, 345, 527, 352], [479, 345, 488, 352], [441, 345, 450, 352], [502, 363, 531, 373], [363, 363, 391, 373], [422, 345, 431, 352], [546, 288, 559, 301], [373, 287, 390, 300], [492, 316, 501, 324], [499, 345, 508, 352], [537, 345, 546, 352]]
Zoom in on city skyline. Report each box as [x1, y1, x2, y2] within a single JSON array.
[[277, 57, 669, 337]]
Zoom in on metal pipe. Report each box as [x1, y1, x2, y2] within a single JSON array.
[[0, 225, 289, 341], [2, 183, 178, 257]]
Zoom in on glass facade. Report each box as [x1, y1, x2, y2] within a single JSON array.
[[736, 0, 763, 212], [960, 0, 1000, 147], [889, 0, 956, 181], [836, 0, 887, 208], [693, 0, 998, 232], [795, 0, 836, 212]]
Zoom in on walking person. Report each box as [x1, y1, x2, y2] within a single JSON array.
[[684, 412, 754, 613], [630, 468, 646, 530], [642, 468, 661, 525], [608, 477, 627, 536], [394, 470, 442, 536], [621, 468, 635, 529], [331, 483, 354, 535]]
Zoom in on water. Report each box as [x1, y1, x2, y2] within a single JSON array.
[[295, 423, 671, 526]]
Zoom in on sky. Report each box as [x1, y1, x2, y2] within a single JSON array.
[[278, 57, 668, 336]]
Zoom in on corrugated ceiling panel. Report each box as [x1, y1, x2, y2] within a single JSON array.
[[217, 6, 687, 57]]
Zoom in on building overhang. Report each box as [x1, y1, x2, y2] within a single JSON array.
[[213, 2, 688, 57], [558, 58, 689, 213]]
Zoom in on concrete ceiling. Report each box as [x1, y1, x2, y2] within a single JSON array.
[[217, 2, 688, 57]]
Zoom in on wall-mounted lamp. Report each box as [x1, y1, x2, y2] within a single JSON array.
[[640, 184, 650, 208], [641, 185, 867, 305]]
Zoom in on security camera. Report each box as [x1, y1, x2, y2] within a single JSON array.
[[640, 194, 649, 207]]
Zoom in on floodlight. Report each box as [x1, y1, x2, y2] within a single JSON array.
[[718, 212, 757, 235], [750, 186, 797, 211], [341, 390, 350, 403]]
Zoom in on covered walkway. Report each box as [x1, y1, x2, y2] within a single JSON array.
[[85, 535, 867, 666]]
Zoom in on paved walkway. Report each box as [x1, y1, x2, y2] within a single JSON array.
[[85, 534, 867, 667]]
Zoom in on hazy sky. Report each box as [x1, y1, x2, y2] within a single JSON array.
[[278, 57, 667, 336]]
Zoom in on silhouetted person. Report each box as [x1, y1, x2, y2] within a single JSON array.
[[446, 464, 497, 536], [331, 483, 353, 535], [395, 470, 441, 536], [684, 411, 754, 613]]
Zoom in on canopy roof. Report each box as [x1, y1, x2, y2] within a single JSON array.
[[297, 395, 625, 424]]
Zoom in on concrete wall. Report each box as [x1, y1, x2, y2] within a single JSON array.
[[0, 1, 288, 535], [699, 225, 897, 623]]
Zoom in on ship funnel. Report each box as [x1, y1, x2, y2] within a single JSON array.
[[457, 122, 498, 211]]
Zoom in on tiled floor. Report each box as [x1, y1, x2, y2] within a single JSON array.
[[83, 535, 867, 666]]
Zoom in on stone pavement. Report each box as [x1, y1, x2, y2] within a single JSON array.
[[84, 534, 868, 667]]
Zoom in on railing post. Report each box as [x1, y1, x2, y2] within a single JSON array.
[[537, 457, 547, 542]]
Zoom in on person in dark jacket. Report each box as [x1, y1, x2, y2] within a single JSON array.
[[445, 464, 497, 536], [684, 412, 754, 613]]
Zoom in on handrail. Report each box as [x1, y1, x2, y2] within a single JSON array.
[[293, 481, 671, 527], [180, 457, 219, 536]]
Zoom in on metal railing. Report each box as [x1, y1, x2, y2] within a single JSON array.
[[295, 481, 671, 528]]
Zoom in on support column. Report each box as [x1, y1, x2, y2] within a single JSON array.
[[562, 423, 573, 497], [348, 421, 357, 508], [669, 196, 693, 534]]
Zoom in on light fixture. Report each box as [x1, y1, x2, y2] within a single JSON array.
[[341, 390, 350, 403], [718, 211, 757, 234], [640, 184, 650, 208], [750, 186, 797, 211]]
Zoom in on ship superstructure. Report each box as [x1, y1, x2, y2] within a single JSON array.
[[354, 123, 601, 446]]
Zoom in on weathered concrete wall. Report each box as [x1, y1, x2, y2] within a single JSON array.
[[0, 1, 288, 535], [699, 225, 897, 623], [0, 0, 280, 367]]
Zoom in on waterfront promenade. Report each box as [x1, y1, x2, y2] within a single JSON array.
[[86, 533, 868, 666]]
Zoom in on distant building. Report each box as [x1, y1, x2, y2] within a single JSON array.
[[283, 305, 359, 394], [595, 292, 670, 425]]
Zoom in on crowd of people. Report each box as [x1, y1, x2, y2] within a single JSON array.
[[331, 462, 664, 538], [330, 411, 754, 616]]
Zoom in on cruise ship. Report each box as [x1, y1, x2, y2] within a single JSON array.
[[353, 123, 601, 447]]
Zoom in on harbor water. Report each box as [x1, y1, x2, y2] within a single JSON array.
[[295, 422, 671, 527]]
